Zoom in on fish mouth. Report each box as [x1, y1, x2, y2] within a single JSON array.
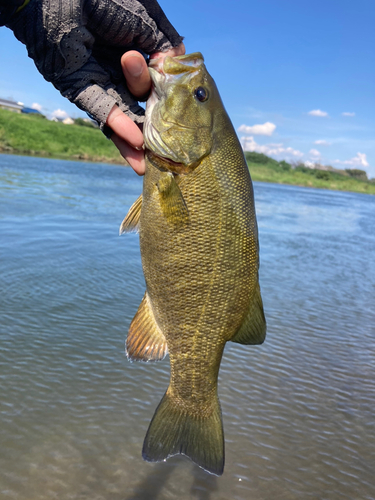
[[144, 87, 192, 165], [148, 52, 204, 78], [144, 52, 206, 169]]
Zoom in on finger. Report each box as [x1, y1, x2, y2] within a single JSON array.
[[111, 134, 146, 175], [150, 42, 186, 61], [121, 51, 151, 98], [106, 105, 144, 149]]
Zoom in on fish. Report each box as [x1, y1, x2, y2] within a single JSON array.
[[120, 52, 266, 476]]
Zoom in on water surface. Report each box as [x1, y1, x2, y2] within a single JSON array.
[[1, 154, 374, 499]]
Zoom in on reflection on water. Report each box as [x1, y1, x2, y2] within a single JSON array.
[[0, 154, 374, 500]]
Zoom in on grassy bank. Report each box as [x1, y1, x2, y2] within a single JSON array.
[[1, 108, 374, 194], [0, 108, 124, 163], [246, 152, 375, 195]]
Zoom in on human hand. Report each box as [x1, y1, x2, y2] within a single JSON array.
[[107, 43, 185, 174], [5, 0, 184, 173]]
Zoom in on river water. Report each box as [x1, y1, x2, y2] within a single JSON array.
[[0, 154, 374, 500]]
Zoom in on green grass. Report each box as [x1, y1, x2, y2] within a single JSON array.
[[1, 109, 374, 195], [0, 108, 123, 163], [246, 153, 375, 195]]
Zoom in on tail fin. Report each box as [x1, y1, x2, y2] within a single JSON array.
[[142, 390, 224, 476]]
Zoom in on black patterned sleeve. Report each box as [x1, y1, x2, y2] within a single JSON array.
[[0, 0, 25, 26], [4, 0, 183, 129]]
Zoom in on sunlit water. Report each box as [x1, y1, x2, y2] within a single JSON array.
[[0, 154, 374, 500]]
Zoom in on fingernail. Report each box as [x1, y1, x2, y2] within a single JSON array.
[[127, 56, 144, 78]]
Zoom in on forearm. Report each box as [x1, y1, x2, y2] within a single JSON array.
[[2, 0, 183, 151]]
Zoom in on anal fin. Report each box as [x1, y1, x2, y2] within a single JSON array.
[[120, 195, 142, 234], [231, 284, 266, 345], [126, 293, 168, 362]]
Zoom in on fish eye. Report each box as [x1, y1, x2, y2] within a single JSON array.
[[194, 86, 209, 102]]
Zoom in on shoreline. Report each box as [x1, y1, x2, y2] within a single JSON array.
[[1, 150, 374, 195], [245, 158, 375, 196], [0, 147, 126, 166], [0, 108, 373, 195]]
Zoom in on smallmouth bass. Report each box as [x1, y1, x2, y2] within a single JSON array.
[[120, 52, 266, 476]]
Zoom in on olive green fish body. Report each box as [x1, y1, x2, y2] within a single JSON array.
[[121, 53, 266, 475]]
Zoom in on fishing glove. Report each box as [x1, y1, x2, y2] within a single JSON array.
[[4, 0, 183, 131]]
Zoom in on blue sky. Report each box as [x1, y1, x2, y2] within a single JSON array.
[[1, 0, 374, 176]]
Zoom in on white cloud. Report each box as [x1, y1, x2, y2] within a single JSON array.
[[308, 109, 328, 117], [314, 140, 331, 146], [309, 149, 321, 157], [238, 122, 276, 136], [241, 136, 303, 159], [333, 152, 369, 168], [31, 102, 43, 112], [50, 108, 69, 120], [342, 112, 355, 117], [304, 161, 316, 168]]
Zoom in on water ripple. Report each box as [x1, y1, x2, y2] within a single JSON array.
[[0, 156, 374, 499]]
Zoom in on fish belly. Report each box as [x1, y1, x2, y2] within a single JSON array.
[[140, 151, 258, 389]]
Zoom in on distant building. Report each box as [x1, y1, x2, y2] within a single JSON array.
[[50, 115, 74, 125], [21, 107, 42, 115], [82, 117, 98, 128], [0, 98, 23, 113]]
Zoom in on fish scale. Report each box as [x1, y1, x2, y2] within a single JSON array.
[[120, 52, 266, 475]]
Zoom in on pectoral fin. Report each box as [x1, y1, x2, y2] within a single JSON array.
[[157, 172, 189, 227], [119, 195, 142, 234], [126, 293, 168, 362], [230, 284, 266, 345]]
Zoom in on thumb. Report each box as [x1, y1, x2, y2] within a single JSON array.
[[121, 52, 151, 99]]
